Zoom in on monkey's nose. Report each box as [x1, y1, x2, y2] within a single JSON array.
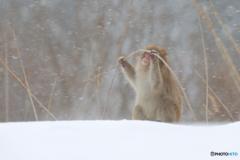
[[146, 52, 152, 56], [144, 55, 150, 61]]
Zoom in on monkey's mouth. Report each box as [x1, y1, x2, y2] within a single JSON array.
[[142, 60, 149, 66], [142, 54, 150, 65]]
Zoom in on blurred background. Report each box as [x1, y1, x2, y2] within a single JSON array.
[[0, 0, 240, 122]]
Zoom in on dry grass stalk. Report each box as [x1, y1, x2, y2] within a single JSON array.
[[69, 64, 119, 94], [195, 0, 209, 123], [45, 74, 58, 120], [203, 104, 213, 115], [164, 42, 235, 121], [0, 58, 58, 120], [207, 0, 240, 56], [208, 94, 219, 113], [101, 67, 118, 119], [3, 33, 9, 122], [97, 6, 106, 115], [201, 6, 240, 93], [10, 20, 38, 121], [153, 53, 197, 121], [69, 23, 98, 120], [83, 27, 96, 95], [96, 67, 102, 116], [1, 6, 9, 121]]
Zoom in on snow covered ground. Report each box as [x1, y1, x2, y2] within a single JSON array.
[[0, 120, 239, 160]]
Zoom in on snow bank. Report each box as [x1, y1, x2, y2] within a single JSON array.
[[0, 120, 239, 160]]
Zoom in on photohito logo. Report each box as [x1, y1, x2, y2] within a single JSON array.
[[211, 151, 238, 156]]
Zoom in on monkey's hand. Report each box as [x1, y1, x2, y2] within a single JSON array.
[[146, 50, 158, 62], [118, 56, 127, 68], [149, 53, 157, 62]]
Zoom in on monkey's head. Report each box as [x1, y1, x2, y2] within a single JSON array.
[[140, 45, 168, 66]]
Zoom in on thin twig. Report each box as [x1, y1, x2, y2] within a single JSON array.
[[0, 58, 58, 120], [85, 8, 100, 94], [68, 49, 145, 94], [97, 5, 106, 115], [69, 64, 119, 94], [45, 74, 58, 120], [96, 67, 101, 116], [1, 1, 9, 121], [101, 66, 119, 119], [10, 20, 38, 121], [195, 0, 209, 124], [3, 32, 9, 122]]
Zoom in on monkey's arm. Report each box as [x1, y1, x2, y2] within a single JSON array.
[[149, 59, 163, 91], [118, 56, 136, 86]]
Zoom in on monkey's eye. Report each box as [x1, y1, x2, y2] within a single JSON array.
[[151, 50, 157, 54], [144, 52, 151, 56]]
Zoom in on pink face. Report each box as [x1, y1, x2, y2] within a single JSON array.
[[141, 52, 152, 66]]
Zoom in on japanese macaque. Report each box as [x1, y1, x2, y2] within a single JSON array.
[[118, 45, 182, 122]]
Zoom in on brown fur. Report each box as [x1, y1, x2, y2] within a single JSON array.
[[118, 45, 182, 122]]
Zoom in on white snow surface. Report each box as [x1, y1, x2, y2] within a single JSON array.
[[0, 120, 239, 160]]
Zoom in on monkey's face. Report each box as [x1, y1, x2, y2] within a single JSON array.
[[141, 50, 157, 66]]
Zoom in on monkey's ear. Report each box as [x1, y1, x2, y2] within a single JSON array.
[[159, 48, 168, 63]]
